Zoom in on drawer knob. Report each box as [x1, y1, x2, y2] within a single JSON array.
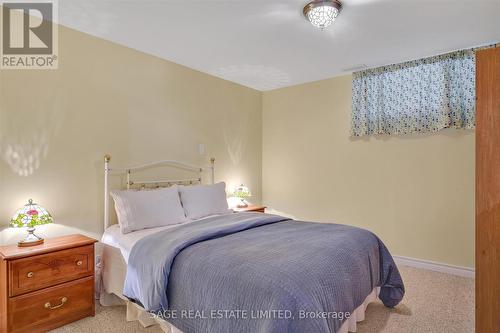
[[27, 272, 34, 278], [76, 260, 83, 266], [44, 297, 68, 310]]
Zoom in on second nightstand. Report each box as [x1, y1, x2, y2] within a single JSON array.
[[0, 234, 97, 333], [233, 205, 267, 213]]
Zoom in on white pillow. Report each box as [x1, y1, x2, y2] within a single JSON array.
[[179, 182, 231, 220], [111, 186, 187, 234]]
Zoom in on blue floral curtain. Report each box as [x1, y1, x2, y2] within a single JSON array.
[[351, 49, 476, 136]]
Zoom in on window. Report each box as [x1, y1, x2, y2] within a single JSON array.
[[351, 49, 475, 136]]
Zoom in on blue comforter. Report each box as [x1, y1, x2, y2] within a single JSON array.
[[124, 213, 404, 333]]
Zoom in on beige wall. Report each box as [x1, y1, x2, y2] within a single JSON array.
[[0, 26, 262, 242], [0, 24, 475, 269], [262, 75, 475, 268]]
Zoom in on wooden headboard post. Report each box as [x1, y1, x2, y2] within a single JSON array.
[[104, 154, 111, 230], [210, 157, 215, 184]]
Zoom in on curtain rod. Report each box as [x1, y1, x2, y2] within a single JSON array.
[[354, 41, 499, 75]]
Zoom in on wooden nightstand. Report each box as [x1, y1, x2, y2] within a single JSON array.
[[233, 205, 267, 213], [0, 234, 97, 333]]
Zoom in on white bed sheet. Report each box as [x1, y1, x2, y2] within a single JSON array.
[[101, 213, 233, 262], [101, 224, 177, 263]]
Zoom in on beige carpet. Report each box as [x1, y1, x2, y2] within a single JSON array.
[[50, 266, 474, 333]]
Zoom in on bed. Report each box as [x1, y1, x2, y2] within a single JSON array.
[[99, 155, 404, 333]]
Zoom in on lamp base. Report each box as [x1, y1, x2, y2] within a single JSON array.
[[236, 199, 248, 208], [18, 239, 44, 247], [18, 227, 44, 247]]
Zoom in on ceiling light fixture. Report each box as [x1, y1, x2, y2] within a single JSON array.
[[303, 0, 342, 30]]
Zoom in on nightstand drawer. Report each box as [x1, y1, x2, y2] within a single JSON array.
[[9, 245, 94, 296], [8, 276, 94, 333]]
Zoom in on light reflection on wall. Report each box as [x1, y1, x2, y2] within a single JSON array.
[[1, 133, 49, 177], [223, 110, 250, 166], [0, 99, 62, 177]]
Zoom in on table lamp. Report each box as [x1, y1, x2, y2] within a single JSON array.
[[233, 184, 251, 208], [10, 199, 53, 247]]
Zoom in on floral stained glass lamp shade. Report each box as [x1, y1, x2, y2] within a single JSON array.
[[233, 184, 251, 208], [10, 199, 53, 247]]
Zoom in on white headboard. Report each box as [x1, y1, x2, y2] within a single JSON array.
[[103, 155, 215, 230]]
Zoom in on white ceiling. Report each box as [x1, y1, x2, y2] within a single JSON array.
[[58, 0, 500, 91]]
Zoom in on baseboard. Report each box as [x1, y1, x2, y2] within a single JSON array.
[[393, 255, 475, 279]]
